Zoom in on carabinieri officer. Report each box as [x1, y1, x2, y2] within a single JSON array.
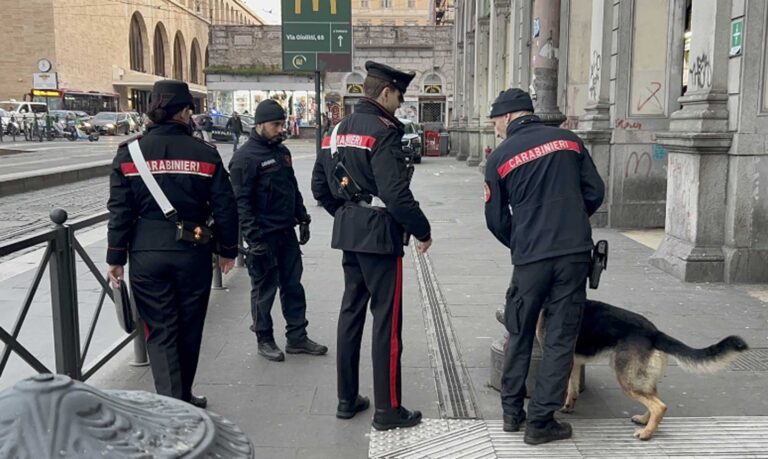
[[107, 80, 239, 409]]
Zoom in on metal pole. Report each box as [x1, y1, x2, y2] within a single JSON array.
[[235, 227, 245, 268], [315, 71, 322, 154], [212, 254, 224, 290], [48, 210, 82, 379], [130, 318, 149, 367]]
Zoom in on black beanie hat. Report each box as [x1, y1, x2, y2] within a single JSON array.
[[489, 88, 534, 118], [255, 100, 286, 124]]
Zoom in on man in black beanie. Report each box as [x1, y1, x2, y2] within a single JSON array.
[[229, 99, 327, 362], [484, 88, 604, 445]]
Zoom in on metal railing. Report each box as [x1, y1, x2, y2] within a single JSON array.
[[0, 208, 148, 383]]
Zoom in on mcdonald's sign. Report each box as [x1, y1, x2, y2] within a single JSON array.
[[282, 0, 352, 72]]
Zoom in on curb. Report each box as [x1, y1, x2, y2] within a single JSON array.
[[0, 160, 112, 197]]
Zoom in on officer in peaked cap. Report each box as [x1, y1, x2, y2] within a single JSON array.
[[483, 88, 605, 445], [311, 60, 432, 431], [107, 79, 239, 409]]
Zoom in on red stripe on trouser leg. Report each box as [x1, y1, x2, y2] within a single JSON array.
[[389, 257, 403, 408], [144, 322, 150, 344]]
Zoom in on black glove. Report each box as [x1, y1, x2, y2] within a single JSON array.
[[299, 221, 310, 245]]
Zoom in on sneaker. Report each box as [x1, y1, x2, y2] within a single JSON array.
[[285, 337, 328, 355], [188, 394, 208, 409], [503, 412, 526, 432], [372, 406, 422, 431], [336, 395, 370, 419], [524, 419, 573, 445], [258, 341, 285, 361]]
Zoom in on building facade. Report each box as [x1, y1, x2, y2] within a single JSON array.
[[206, 24, 453, 129], [0, 0, 262, 112], [451, 0, 768, 284], [353, 0, 455, 26]]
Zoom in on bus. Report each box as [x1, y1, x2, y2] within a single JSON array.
[[27, 89, 119, 115]]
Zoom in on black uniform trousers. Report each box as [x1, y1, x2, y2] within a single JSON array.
[[129, 247, 212, 401], [501, 251, 590, 423], [247, 228, 309, 344], [337, 251, 404, 410]]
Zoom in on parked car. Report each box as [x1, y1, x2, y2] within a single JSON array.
[[205, 113, 255, 141], [126, 112, 140, 133], [91, 112, 131, 135], [399, 118, 423, 163]]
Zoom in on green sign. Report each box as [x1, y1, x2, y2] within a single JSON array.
[[282, 0, 352, 72], [730, 18, 743, 56]]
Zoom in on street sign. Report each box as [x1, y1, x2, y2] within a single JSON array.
[[730, 18, 743, 57], [282, 0, 352, 72]]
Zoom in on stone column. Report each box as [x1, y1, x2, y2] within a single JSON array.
[[651, 0, 733, 282], [468, 15, 490, 167], [575, 0, 612, 227], [451, 0, 465, 156], [530, 0, 566, 126], [479, 0, 512, 173], [457, 5, 476, 162]]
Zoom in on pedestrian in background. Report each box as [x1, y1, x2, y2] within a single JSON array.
[[484, 88, 604, 445], [311, 61, 432, 431], [201, 113, 214, 142], [226, 111, 244, 151], [229, 99, 327, 362], [106, 80, 239, 409]]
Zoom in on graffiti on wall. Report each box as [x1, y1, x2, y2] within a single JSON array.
[[625, 151, 652, 178], [636, 82, 663, 113], [588, 51, 601, 100], [688, 53, 712, 89]]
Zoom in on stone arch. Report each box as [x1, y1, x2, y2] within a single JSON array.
[[129, 11, 149, 73], [190, 39, 202, 84], [153, 22, 170, 77], [421, 71, 445, 94], [344, 71, 365, 94], [173, 31, 187, 81]]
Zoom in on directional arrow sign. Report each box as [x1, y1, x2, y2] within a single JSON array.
[[282, 0, 352, 72]]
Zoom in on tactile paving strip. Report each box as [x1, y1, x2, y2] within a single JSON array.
[[369, 417, 768, 458], [729, 348, 768, 371]]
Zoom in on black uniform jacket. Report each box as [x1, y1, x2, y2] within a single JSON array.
[[229, 130, 309, 244], [106, 122, 239, 265], [484, 115, 605, 266], [311, 98, 430, 257]]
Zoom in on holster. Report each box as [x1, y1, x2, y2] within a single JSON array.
[[333, 160, 364, 201], [588, 240, 608, 289], [175, 220, 213, 245]]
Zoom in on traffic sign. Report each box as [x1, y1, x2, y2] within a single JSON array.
[[282, 0, 352, 72]]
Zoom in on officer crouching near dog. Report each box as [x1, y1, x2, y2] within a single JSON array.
[[311, 61, 432, 431], [229, 100, 328, 362], [106, 80, 239, 409], [484, 89, 605, 445]]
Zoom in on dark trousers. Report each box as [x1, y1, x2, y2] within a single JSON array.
[[501, 252, 590, 423], [337, 251, 403, 410], [129, 248, 212, 401], [247, 229, 308, 344]]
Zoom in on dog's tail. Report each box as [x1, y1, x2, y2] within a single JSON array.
[[655, 333, 749, 373]]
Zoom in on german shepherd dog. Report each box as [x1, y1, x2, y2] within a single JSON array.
[[535, 299, 749, 441]]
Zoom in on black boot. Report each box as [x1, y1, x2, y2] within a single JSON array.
[[336, 395, 370, 419], [524, 419, 572, 445], [503, 412, 526, 432], [372, 406, 422, 431], [285, 337, 328, 355], [258, 341, 285, 361], [188, 394, 208, 409]]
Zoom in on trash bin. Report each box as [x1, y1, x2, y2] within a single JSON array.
[[439, 132, 450, 156], [425, 130, 441, 156]]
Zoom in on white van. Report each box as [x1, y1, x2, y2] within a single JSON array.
[[0, 100, 48, 116]]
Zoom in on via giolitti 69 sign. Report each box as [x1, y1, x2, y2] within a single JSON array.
[[282, 0, 352, 72]]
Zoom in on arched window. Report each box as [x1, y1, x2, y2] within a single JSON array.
[[422, 73, 443, 94], [345, 72, 365, 94], [153, 23, 168, 77], [190, 39, 202, 84], [129, 13, 146, 72], [173, 32, 187, 80]]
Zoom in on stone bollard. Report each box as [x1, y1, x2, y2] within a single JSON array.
[[0, 374, 253, 458], [489, 306, 583, 395]]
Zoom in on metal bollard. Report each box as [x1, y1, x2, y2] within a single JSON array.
[[48, 209, 82, 380], [212, 254, 224, 290], [130, 318, 149, 367]]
